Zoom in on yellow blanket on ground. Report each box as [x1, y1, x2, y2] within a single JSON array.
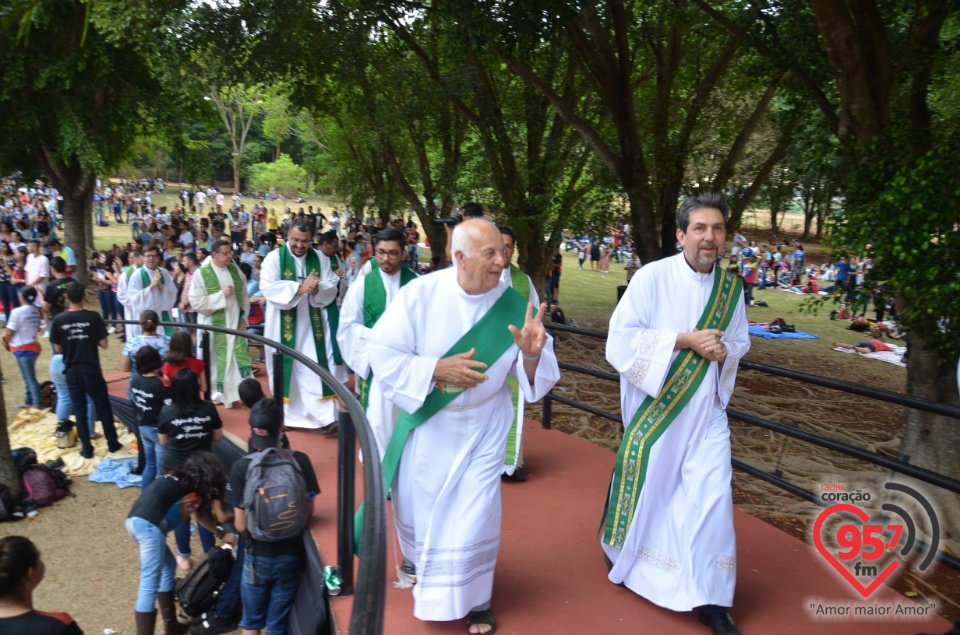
[[6, 408, 136, 477]]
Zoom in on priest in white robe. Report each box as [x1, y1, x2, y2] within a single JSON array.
[[497, 226, 539, 482], [115, 250, 141, 341], [603, 194, 749, 635], [126, 244, 177, 337], [188, 238, 252, 407], [337, 228, 417, 459], [369, 219, 560, 633], [260, 219, 344, 431]]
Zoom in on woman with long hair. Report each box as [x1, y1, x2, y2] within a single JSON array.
[[127, 451, 230, 634], [157, 369, 222, 571], [161, 331, 206, 394], [0, 242, 20, 321], [94, 252, 120, 328], [0, 536, 83, 634]]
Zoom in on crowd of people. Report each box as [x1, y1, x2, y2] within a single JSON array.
[[8, 179, 927, 635]]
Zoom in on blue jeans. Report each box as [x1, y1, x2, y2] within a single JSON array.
[[174, 517, 215, 558], [50, 354, 96, 433], [98, 289, 119, 320], [0, 281, 19, 317], [15, 352, 40, 406], [139, 426, 165, 490], [126, 516, 176, 613], [240, 552, 303, 634], [215, 535, 246, 620]]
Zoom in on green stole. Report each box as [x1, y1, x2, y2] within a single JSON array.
[[139, 267, 174, 336], [354, 285, 531, 553], [602, 265, 741, 548], [504, 264, 530, 472], [356, 260, 417, 409], [198, 263, 253, 393], [325, 254, 344, 365], [278, 246, 336, 401]]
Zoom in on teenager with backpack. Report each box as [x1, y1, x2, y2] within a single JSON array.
[[127, 452, 230, 635], [224, 399, 319, 635]]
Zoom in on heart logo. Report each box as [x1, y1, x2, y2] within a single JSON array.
[[813, 503, 900, 598]]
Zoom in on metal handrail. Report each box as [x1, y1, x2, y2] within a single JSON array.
[[109, 319, 385, 635], [541, 323, 960, 570]]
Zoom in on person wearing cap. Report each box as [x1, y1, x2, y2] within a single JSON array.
[[45, 237, 75, 277], [129, 346, 170, 490], [224, 399, 320, 635]]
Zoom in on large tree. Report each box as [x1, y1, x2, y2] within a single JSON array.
[[0, 0, 165, 283], [696, 0, 960, 536]]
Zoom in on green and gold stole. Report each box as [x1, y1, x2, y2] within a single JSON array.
[[504, 264, 531, 471], [356, 260, 417, 409], [354, 285, 530, 553], [278, 246, 336, 402], [325, 254, 344, 365], [198, 263, 252, 393], [139, 267, 174, 335], [601, 266, 741, 548]]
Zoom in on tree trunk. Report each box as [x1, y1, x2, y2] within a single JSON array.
[[37, 149, 94, 285], [0, 380, 24, 499], [816, 195, 832, 239], [626, 184, 661, 264]]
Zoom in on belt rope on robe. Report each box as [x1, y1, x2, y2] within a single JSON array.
[[139, 267, 174, 336], [278, 246, 336, 401], [356, 260, 417, 410], [326, 255, 344, 366], [198, 262, 253, 394], [504, 264, 530, 472], [354, 286, 531, 554], [601, 266, 741, 548]]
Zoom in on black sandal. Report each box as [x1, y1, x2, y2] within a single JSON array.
[[466, 609, 496, 635]]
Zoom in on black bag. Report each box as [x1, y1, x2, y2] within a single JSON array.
[[39, 381, 57, 410], [176, 545, 236, 617], [550, 306, 567, 325], [0, 484, 17, 522], [12, 447, 38, 471]]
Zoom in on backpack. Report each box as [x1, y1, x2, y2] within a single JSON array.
[[21, 464, 73, 507], [12, 447, 38, 471], [550, 306, 566, 325], [40, 381, 57, 410], [243, 448, 310, 542], [176, 544, 235, 617]]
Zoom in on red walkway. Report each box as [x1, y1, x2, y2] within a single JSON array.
[[106, 372, 951, 635]]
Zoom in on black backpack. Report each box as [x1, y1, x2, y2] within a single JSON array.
[[12, 447, 38, 471], [0, 485, 17, 522], [550, 306, 567, 325], [176, 545, 236, 617]]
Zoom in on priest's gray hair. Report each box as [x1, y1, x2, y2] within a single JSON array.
[[676, 192, 729, 232], [451, 218, 497, 258]]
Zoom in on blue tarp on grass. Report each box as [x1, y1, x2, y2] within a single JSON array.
[[748, 324, 820, 340]]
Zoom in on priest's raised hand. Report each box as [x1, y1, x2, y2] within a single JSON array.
[[509, 301, 548, 382]]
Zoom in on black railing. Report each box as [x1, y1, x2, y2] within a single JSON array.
[[109, 320, 386, 635], [541, 322, 960, 570]]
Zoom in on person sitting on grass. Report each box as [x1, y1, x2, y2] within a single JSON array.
[[832, 339, 893, 354]]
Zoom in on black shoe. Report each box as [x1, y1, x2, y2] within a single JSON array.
[[501, 468, 527, 482], [11, 505, 24, 519], [191, 614, 239, 635], [108, 441, 123, 453], [22, 498, 39, 518], [80, 447, 94, 460], [698, 611, 741, 635], [318, 423, 339, 438]]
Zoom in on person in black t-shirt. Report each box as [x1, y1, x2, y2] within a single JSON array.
[[0, 535, 84, 635], [126, 452, 230, 635], [225, 399, 319, 635], [130, 346, 170, 490], [157, 368, 223, 571], [49, 282, 123, 459], [40, 257, 74, 320]]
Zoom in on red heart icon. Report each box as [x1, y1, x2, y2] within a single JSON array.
[[813, 503, 900, 598]]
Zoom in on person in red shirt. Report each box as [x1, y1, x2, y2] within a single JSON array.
[[832, 339, 892, 354], [161, 331, 207, 394]]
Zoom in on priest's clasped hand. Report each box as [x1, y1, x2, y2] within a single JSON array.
[[298, 274, 320, 295], [682, 327, 727, 363], [434, 347, 489, 388], [509, 302, 548, 361]]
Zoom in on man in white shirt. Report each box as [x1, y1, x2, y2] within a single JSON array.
[[25, 240, 49, 294], [196, 190, 206, 212]]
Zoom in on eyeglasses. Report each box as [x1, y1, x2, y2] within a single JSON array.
[[215, 250, 232, 256], [144, 253, 160, 258], [376, 249, 402, 258]]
